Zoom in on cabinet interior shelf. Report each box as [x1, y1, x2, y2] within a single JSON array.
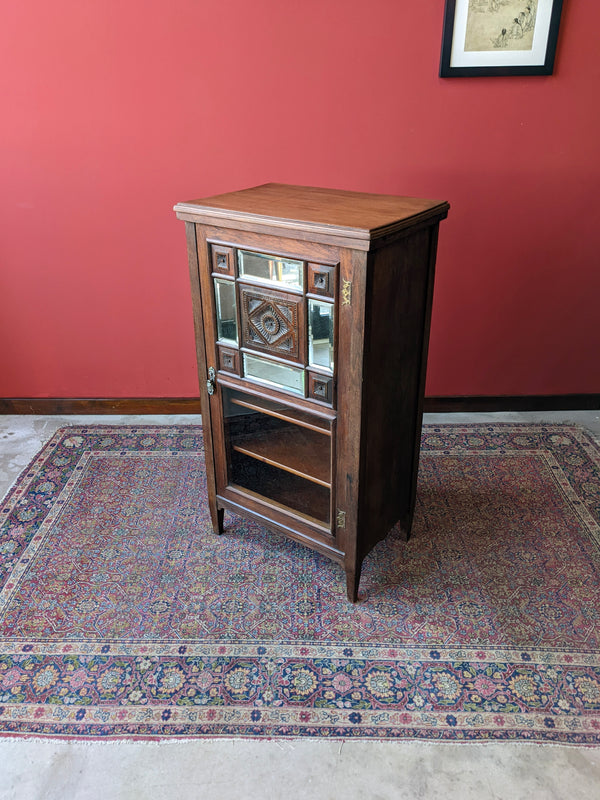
[[232, 426, 331, 487], [230, 453, 331, 526], [229, 394, 332, 435]]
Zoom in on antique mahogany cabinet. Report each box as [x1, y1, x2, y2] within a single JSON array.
[[174, 184, 449, 601]]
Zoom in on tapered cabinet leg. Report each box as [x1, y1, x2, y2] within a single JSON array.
[[397, 510, 414, 543], [345, 564, 361, 603], [210, 505, 224, 535]]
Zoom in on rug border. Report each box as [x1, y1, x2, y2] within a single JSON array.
[[1, 423, 599, 744]]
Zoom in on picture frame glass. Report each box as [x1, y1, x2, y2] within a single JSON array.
[[442, 0, 560, 73]]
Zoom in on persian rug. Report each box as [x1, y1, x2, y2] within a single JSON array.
[[0, 424, 599, 743]]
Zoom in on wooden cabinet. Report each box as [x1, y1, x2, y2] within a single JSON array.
[[174, 183, 449, 601]]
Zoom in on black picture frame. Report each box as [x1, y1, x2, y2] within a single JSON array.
[[440, 0, 563, 77]]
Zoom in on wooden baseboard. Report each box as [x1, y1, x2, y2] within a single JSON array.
[[0, 395, 599, 415], [424, 395, 600, 413], [0, 398, 202, 415]]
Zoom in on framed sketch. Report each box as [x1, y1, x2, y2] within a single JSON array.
[[440, 0, 564, 77]]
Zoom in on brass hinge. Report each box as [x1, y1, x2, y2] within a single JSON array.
[[336, 509, 346, 528], [341, 279, 352, 306]]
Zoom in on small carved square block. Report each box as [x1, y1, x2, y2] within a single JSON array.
[[308, 372, 333, 404], [308, 263, 336, 298], [218, 347, 239, 374], [211, 246, 234, 276]]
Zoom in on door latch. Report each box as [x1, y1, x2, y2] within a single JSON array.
[[206, 366, 216, 396]]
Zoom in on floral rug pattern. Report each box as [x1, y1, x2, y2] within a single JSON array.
[[0, 424, 599, 742]]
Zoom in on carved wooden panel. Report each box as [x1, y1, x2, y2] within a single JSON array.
[[218, 345, 239, 375], [308, 263, 337, 298], [211, 244, 235, 276], [308, 371, 333, 405], [239, 285, 305, 364]]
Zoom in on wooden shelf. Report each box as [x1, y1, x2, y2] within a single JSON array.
[[232, 426, 331, 487], [229, 393, 332, 435], [230, 452, 330, 525]]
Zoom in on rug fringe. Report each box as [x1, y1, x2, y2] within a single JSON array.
[[0, 733, 597, 749]]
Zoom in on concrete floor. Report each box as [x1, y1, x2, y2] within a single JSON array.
[[0, 411, 599, 800]]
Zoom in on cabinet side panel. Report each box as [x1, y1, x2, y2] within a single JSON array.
[[359, 225, 440, 558]]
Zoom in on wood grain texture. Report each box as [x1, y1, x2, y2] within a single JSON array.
[[194, 224, 228, 515], [185, 222, 223, 534], [216, 372, 338, 418], [0, 398, 202, 414], [228, 393, 332, 434], [359, 227, 437, 557], [232, 425, 331, 487], [203, 227, 344, 261], [335, 248, 370, 601], [218, 487, 339, 555], [405, 225, 441, 536], [175, 185, 451, 601], [175, 183, 449, 248]]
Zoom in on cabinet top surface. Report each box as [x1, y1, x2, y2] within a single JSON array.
[[174, 183, 449, 243]]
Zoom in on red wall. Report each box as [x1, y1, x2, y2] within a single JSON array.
[[1, 1, 599, 398]]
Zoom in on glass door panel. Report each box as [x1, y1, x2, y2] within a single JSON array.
[[238, 250, 304, 291], [308, 299, 334, 372], [223, 387, 331, 525], [214, 278, 238, 344], [242, 353, 305, 396]]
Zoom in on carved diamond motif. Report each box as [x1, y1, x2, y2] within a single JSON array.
[[251, 303, 287, 343], [248, 300, 295, 346], [240, 288, 302, 361]]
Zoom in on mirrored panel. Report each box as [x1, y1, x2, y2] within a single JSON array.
[[243, 353, 305, 396], [214, 278, 238, 344], [308, 300, 334, 372], [238, 250, 304, 291]]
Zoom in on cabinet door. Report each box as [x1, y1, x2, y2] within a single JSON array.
[[221, 386, 333, 527], [198, 234, 339, 543]]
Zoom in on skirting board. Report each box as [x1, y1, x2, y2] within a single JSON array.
[[0, 398, 203, 415], [0, 395, 599, 415]]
